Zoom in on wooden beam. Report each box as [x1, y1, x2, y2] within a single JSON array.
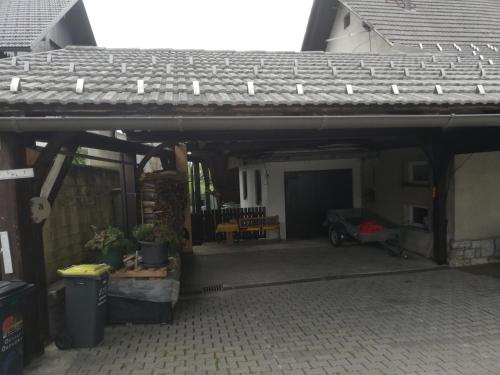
[[46, 145, 78, 205], [33, 133, 79, 196], [32, 131, 154, 155], [429, 134, 453, 265], [0, 135, 25, 279], [448, 127, 500, 154], [119, 153, 138, 235], [126, 128, 434, 143], [137, 142, 174, 172], [175, 144, 192, 254], [190, 163, 196, 214], [193, 162, 203, 214], [0, 134, 46, 361], [202, 163, 212, 215]]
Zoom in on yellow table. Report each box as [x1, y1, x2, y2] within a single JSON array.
[[216, 223, 239, 244]]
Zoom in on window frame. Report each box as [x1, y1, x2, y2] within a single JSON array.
[[408, 205, 430, 229], [242, 171, 248, 200], [407, 161, 430, 185], [255, 170, 262, 205]]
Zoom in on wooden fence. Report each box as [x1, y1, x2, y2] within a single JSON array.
[[194, 207, 267, 243]]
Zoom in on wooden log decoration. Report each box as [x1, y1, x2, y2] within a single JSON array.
[[139, 171, 188, 235]]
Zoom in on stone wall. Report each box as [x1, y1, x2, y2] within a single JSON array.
[[448, 238, 500, 267], [43, 165, 121, 284], [448, 151, 500, 267]]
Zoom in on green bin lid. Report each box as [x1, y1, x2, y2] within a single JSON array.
[[58, 264, 110, 277]]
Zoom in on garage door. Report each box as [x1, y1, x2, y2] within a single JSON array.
[[285, 169, 353, 239]]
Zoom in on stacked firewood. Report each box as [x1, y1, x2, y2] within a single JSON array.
[[140, 171, 188, 233]]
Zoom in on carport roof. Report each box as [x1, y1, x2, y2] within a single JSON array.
[[2, 45, 500, 111]]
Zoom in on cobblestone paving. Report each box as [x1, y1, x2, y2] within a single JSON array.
[[27, 269, 500, 374]]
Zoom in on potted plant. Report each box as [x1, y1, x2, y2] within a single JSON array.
[[132, 224, 181, 266], [85, 226, 134, 269]]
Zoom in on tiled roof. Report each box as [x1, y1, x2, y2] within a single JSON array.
[[0, 0, 78, 49], [1, 46, 500, 110], [343, 0, 500, 50]]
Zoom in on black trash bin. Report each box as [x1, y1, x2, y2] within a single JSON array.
[[57, 265, 110, 349], [0, 281, 32, 375]]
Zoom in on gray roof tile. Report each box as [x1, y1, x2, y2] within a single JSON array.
[[343, 0, 500, 50], [1, 46, 500, 109], [0, 0, 78, 49]]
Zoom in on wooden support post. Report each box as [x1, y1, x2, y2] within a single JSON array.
[[430, 136, 453, 265], [175, 144, 193, 254], [0, 134, 46, 360], [193, 162, 203, 214], [190, 163, 196, 213], [43, 145, 78, 205], [202, 163, 212, 214], [119, 153, 138, 235]]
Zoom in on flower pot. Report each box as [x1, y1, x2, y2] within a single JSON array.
[[139, 241, 168, 266], [95, 248, 124, 270]]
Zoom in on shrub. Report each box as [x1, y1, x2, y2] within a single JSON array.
[[132, 224, 155, 242], [132, 224, 182, 252], [85, 226, 132, 255]]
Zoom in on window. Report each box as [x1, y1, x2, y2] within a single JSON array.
[[408, 161, 430, 184], [344, 13, 351, 29], [242, 171, 248, 200], [408, 205, 430, 228], [255, 170, 262, 205]]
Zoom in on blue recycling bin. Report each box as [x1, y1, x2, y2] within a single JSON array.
[[0, 281, 32, 375]]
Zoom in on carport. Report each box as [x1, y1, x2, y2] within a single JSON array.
[[2, 47, 500, 359]]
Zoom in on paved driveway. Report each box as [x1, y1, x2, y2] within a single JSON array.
[[27, 268, 500, 374], [182, 239, 437, 292]]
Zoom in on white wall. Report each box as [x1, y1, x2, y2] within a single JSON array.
[[326, 4, 394, 53], [32, 16, 75, 52], [239, 164, 267, 208], [453, 151, 500, 241], [240, 158, 362, 239], [237, 151, 436, 258], [362, 148, 434, 257]]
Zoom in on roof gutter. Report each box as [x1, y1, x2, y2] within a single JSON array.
[[1, 114, 500, 133]]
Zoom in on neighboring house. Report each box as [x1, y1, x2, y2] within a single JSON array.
[[0, 0, 95, 57], [302, 0, 500, 53], [0, 0, 112, 168]]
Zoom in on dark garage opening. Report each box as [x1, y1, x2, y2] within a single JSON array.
[[285, 169, 354, 239]]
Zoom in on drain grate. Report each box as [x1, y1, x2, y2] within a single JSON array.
[[202, 284, 224, 294]]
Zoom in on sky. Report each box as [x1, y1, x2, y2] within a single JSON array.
[[83, 0, 314, 52]]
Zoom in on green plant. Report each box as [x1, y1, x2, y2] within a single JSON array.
[[85, 226, 133, 255], [155, 225, 181, 252], [132, 224, 156, 242], [132, 224, 182, 251]]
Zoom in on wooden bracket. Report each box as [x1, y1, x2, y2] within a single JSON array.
[[137, 142, 174, 172]]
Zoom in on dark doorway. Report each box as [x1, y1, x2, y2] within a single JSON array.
[[285, 169, 353, 239]]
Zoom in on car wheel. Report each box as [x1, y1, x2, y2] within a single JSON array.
[[329, 227, 344, 247], [55, 331, 73, 350]]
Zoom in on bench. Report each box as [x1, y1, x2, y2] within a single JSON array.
[[216, 216, 281, 244]]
